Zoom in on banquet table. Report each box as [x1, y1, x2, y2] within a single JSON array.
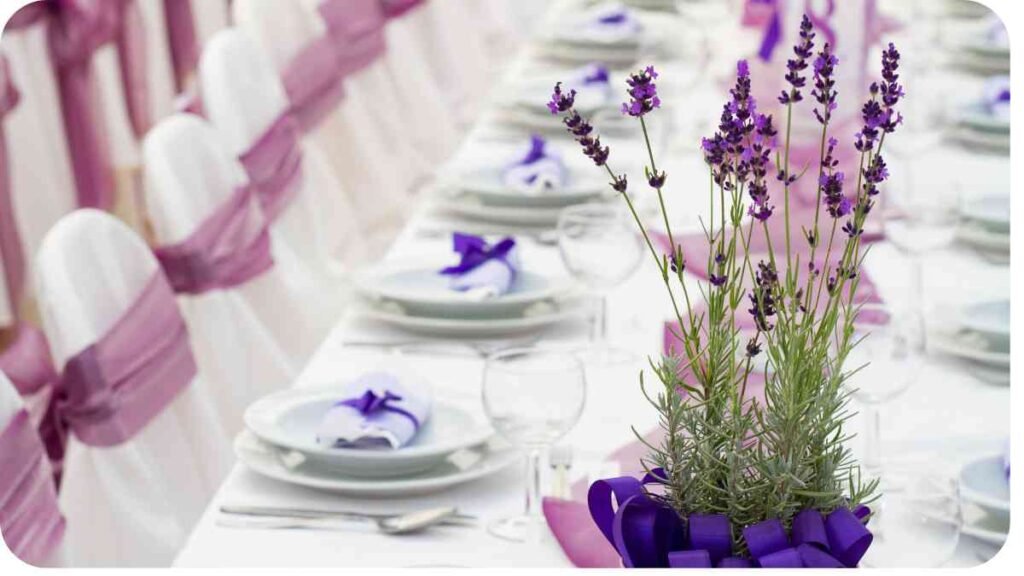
[[174, 0, 1010, 568]]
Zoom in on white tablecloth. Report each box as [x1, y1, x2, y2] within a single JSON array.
[[175, 1, 1010, 568]]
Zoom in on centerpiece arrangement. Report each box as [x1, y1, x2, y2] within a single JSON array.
[[547, 15, 904, 568]]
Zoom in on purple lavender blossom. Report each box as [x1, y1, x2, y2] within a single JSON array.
[[779, 15, 815, 105], [812, 43, 839, 125], [621, 66, 661, 117], [547, 82, 576, 114], [748, 260, 778, 332], [562, 110, 610, 167], [820, 171, 848, 218]]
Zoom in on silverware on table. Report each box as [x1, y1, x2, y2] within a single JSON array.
[[220, 504, 476, 524], [339, 336, 541, 358], [217, 506, 474, 535]]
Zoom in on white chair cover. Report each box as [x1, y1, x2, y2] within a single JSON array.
[[230, 1, 420, 253], [34, 210, 230, 566], [198, 29, 367, 271], [0, 371, 67, 567], [142, 113, 332, 431], [0, 32, 77, 284]]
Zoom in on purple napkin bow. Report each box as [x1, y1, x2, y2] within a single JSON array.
[[983, 76, 1010, 120], [502, 135, 568, 193], [439, 233, 519, 298], [316, 371, 430, 450]]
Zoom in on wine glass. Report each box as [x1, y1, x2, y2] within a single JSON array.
[[860, 472, 962, 567], [843, 303, 924, 484], [557, 203, 644, 363], [482, 347, 586, 543]]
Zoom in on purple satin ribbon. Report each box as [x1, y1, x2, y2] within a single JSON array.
[[0, 56, 25, 319], [238, 114, 305, 223], [588, 471, 873, 568], [163, 0, 199, 94], [0, 325, 58, 397], [318, 0, 388, 77], [582, 65, 610, 85], [338, 389, 420, 430], [751, 0, 782, 62], [153, 185, 274, 295], [439, 233, 517, 277], [8, 0, 151, 210], [598, 11, 628, 25], [0, 410, 66, 566], [41, 272, 197, 479], [381, 0, 425, 19]]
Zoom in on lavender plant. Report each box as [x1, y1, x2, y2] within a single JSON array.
[[549, 16, 903, 553]]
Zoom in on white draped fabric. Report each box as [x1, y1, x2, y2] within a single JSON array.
[[0, 27, 77, 286], [143, 114, 331, 431], [199, 29, 365, 274], [34, 210, 231, 566], [231, 0, 417, 252]]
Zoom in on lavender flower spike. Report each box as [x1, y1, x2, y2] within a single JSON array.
[[622, 65, 661, 117], [547, 82, 576, 114], [779, 15, 815, 105]]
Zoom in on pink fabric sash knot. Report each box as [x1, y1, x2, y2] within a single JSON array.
[[41, 272, 196, 477], [6, 0, 151, 210], [0, 410, 66, 566], [381, 0, 426, 19], [0, 56, 26, 320], [318, 0, 388, 76], [238, 114, 305, 222], [0, 325, 58, 398], [153, 185, 275, 294]]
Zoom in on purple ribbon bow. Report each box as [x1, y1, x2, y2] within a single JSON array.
[[439, 233, 517, 277], [752, 0, 782, 62], [598, 11, 628, 25], [582, 65, 610, 85], [588, 471, 873, 568], [338, 389, 420, 430]]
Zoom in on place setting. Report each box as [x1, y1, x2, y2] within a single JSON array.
[[956, 193, 1011, 264], [958, 443, 1011, 556], [533, 2, 651, 67], [433, 134, 617, 226], [928, 298, 1010, 386], [946, 14, 1010, 75], [950, 75, 1010, 152]]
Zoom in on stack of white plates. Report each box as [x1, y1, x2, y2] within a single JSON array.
[[951, 104, 1009, 152], [957, 196, 1010, 261], [498, 71, 627, 135], [959, 455, 1010, 553], [535, 5, 646, 66], [236, 387, 517, 497], [950, 17, 1009, 74], [355, 262, 586, 338], [944, 0, 993, 20], [931, 299, 1010, 385]]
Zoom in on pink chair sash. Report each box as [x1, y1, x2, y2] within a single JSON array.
[[318, 0, 388, 76], [381, 0, 426, 19], [282, 36, 348, 133], [0, 325, 58, 398], [163, 0, 199, 94], [6, 0, 151, 210], [0, 410, 66, 566], [0, 56, 25, 319], [153, 185, 275, 294], [41, 272, 196, 475], [238, 114, 305, 222]]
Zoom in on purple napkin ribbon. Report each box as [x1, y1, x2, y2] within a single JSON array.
[[984, 76, 1010, 119], [440, 233, 517, 276], [338, 389, 420, 430], [581, 64, 610, 85]]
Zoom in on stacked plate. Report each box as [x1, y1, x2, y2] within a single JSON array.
[[959, 455, 1010, 554], [951, 81, 1009, 153], [944, 0, 993, 19], [957, 196, 1010, 262], [237, 387, 517, 497], [355, 261, 585, 338], [535, 5, 645, 66], [436, 143, 614, 227], [950, 16, 1009, 74], [931, 299, 1010, 385], [498, 68, 627, 135]]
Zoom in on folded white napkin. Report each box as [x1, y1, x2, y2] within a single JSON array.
[[316, 371, 432, 450], [440, 234, 521, 299]]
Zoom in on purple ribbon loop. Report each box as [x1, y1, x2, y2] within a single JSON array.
[[338, 389, 420, 430], [588, 472, 874, 568], [582, 65, 610, 85], [756, 0, 782, 62], [439, 234, 517, 277]]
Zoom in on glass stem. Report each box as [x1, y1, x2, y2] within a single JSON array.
[[863, 405, 882, 475], [525, 448, 543, 518], [590, 295, 608, 342]]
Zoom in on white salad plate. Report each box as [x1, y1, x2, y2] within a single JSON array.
[[446, 167, 608, 208], [359, 296, 588, 338], [959, 455, 1010, 522], [244, 388, 493, 478], [355, 265, 573, 320], [235, 431, 519, 498]]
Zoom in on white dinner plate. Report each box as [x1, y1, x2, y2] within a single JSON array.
[[447, 168, 609, 209], [436, 194, 576, 226], [245, 389, 493, 478], [960, 196, 1010, 234], [959, 300, 1010, 342], [359, 296, 588, 338], [949, 126, 1010, 153], [929, 325, 1010, 378], [959, 455, 1010, 522], [534, 41, 641, 67], [956, 221, 1010, 257], [355, 265, 573, 320], [954, 105, 1009, 134], [235, 431, 519, 498], [961, 512, 1009, 549], [949, 50, 1010, 75]]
